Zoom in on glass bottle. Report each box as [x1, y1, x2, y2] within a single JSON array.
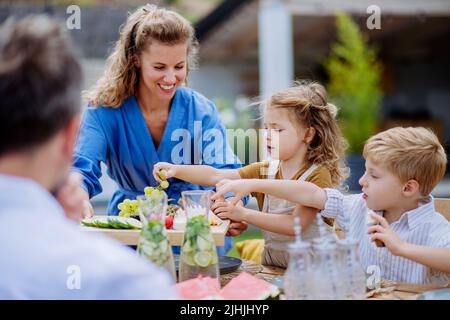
[[284, 241, 313, 300], [178, 190, 219, 283], [311, 240, 346, 300], [337, 238, 367, 299], [136, 193, 176, 281]]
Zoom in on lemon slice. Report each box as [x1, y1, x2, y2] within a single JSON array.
[[194, 251, 212, 268]]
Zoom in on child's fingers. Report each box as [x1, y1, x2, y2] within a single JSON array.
[[367, 225, 385, 234], [371, 233, 387, 245], [212, 194, 226, 202], [213, 205, 231, 214], [227, 196, 241, 206], [211, 201, 227, 211], [370, 213, 389, 228], [211, 187, 228, 200], [217, 212, 231, 219]]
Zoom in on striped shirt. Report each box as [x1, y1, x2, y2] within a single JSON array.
[[321, 188, 450, 285]]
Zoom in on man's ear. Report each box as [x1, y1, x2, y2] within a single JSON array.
[[303, 127, 316, 144], [62, 115, 81, 159], [403, 179, 420, 197]]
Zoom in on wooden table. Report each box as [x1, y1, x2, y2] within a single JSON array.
[[244, 263, 447, 300], [80, 219, 230, 246]]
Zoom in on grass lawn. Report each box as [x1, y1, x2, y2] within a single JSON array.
[[226, 228, 263, 258]]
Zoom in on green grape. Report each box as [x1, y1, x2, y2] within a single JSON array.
[[131, 200, 138, 211], [144, 186, 154, 197], [160, 180, 169, 189], [159, 169, 167, 180], [117, 198, 140, 218]]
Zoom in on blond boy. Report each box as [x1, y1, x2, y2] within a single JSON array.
[[213, 127, 450, 285]]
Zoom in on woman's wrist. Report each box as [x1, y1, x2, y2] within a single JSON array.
[[171, 164, 180, 177]]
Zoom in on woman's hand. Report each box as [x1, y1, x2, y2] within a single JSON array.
[[153, 162, 177, 183], [367, 213, 407, 256], [211, 179, 253, 204], [227, 221, 248, 236], [55, 172, 93, 222]]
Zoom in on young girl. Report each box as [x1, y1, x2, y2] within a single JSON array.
[[153, 81, 348, 267]]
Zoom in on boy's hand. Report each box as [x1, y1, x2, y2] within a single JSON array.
[[367, 213, 407, 256], [212, 179, 252, 204], [153, 162, 177, 183]]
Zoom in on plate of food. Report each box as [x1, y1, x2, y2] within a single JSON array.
[[80, 207, 230, 246]]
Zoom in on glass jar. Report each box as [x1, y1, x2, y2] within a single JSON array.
[[337, 238, 367, 299], [136, 193, 176, 281], [284, 241, 313, 300], [178, 190, 219, 283]]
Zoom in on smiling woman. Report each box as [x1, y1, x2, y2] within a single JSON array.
[[72, 4, 246, 255]]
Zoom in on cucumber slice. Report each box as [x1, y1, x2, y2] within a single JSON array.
[[92, 216, 110, 228], [81, 218, 95, 227], [124, 217, 142, 229], [111, 216, 130, 229], [107, 216, 125, 229]]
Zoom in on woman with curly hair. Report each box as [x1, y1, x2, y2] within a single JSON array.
[[73, 4, 245, 254]]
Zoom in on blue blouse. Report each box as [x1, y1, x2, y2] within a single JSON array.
[[73, 87, 245, 254]]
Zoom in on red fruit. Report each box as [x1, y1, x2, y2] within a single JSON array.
[[165, 215, 174, 229]]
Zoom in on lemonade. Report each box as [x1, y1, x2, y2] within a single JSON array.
[[137, 219, 176, 279], [178, 191, 219, 282], [136, 193, 176, 280]]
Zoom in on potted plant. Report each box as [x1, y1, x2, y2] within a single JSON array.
[[324, 13, 383, 192]]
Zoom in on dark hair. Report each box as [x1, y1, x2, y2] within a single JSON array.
[[0, 15, 82, 155]]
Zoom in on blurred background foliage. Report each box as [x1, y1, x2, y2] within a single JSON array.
[[324, 13, 383, 155]]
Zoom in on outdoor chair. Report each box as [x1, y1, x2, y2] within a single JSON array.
[[434, 198, 450, 221]]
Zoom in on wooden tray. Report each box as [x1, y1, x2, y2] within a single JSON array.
[[80, 219, 230, 246]]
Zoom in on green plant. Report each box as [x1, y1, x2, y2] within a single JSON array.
[[324, 13, 383, 154]]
